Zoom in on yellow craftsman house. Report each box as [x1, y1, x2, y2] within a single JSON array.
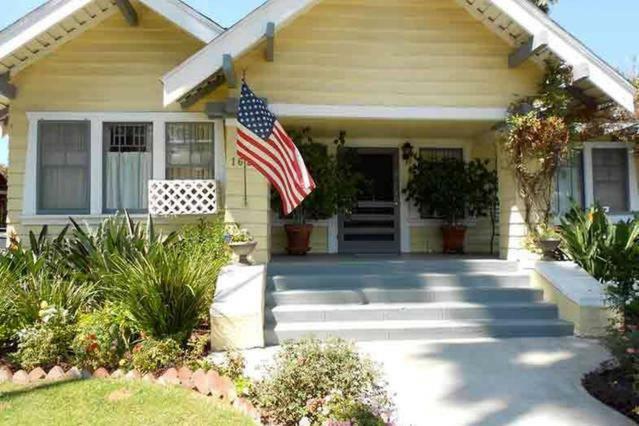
[[1, 0, 638, 347], [0, 0, 636, 265]]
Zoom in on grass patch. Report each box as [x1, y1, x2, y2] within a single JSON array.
[[0, 379, 254, 426]]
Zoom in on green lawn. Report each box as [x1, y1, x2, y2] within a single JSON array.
[[0, 379, 254, 426]]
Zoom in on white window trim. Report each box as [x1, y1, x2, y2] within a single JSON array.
[[582, 141, 638, 221], [24, 112, 225, 219]]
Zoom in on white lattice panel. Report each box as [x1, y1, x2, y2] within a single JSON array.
[[148, 180, 218, 216]]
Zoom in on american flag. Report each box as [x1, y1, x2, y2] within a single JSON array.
[[236, 81, 315, 215]]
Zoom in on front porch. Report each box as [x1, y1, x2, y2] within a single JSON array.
[[261, 117, 513, 259]]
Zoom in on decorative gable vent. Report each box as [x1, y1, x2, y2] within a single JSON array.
[[148, 180, 218, 216]]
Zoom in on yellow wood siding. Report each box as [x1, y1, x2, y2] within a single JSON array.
[[7, 3, 205, 242], [204, 0, 541, 107]]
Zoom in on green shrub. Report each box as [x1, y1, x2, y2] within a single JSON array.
[[251, 337, 393, 426], [72, 304, 134, 370], [107, 245, 217, 343], [12, 303, 75, 370], [59, 212, 179, 287], [180, 217, 229, 266], [131, 337, 183, 373], [559, 205, 639, 325]]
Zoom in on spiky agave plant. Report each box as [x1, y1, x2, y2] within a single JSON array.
[[106, 245, 218, 344]]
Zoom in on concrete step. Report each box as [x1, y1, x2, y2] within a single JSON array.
[[268, 259, 520, 276], [268, 272, 531, 291], [266, 302, 559, 324], [265, 319, 575, 345], [267, 287, 544, 306]]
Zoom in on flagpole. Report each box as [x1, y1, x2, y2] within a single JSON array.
[[243, 161, 248, 207]]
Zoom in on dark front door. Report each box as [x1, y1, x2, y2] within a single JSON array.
[[339, 148, 400, 253]]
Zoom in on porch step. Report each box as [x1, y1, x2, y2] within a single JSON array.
[[267, 259, 521, 276], [266, 302, 559, 323], [264, 258, 575, 345], [265, 319, 575, 345], [267, 287, 543, 305], [269, 272, 531, 291]]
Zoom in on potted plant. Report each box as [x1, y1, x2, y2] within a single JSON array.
[[225, 224, 256, 264], [404, 157, 496, 254], [536, 224, 561, 261], [272, 129, 364, 255]]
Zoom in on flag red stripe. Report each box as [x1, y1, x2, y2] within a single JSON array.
[[236, 142, 294, 214], [272, 123, 304, 180], [238, 128, 306, 201], [236, 137, 303, 211], [237, 130, 305, 204], [236, 139, 299, 211]]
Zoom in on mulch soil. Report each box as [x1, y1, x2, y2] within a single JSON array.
[[583, 363, 639, 424]]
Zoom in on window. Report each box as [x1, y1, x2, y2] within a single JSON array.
[[420, 147, 464, 162], [592, 148, 629, 213], [554, 150, 584, 216], [103, 123, 152, 213], [37, 121, 90, 214], [418, 148, 464, 219], [166, 122, 215, 179]]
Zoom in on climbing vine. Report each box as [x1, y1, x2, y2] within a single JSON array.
[[502, 61, 638, 236]]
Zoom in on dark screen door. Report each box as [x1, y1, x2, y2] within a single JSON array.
[[339, 148, 400, 253]]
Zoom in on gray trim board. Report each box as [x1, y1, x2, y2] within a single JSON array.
[[115, 0, 138, 26], [223, 54, 237, 88], [0, 73, 16, 100], [265, 22, 275, 62], [508, 32, 548, 68]]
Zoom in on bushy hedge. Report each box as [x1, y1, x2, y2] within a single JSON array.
[[0, 213, 229, 371], [251, 337, 394, 425]]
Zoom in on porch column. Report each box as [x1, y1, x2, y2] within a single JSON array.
[[223, 119, 271, 264], [497, 142, 529, 261]]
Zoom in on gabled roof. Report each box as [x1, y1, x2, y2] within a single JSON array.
[[0, 0, 224, 81], [162, 0, 636, 113]]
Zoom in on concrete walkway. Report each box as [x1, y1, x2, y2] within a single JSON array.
[[238, 337, 631, 426]]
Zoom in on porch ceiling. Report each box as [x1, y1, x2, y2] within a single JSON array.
[[279, 117, 497, 139]]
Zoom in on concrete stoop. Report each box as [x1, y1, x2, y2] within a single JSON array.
[[265, 259, 574, 345]]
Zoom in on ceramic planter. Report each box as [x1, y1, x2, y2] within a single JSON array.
[[229, 241, 257, 264], [285, 224, 313, 255], [441, 225, 467, 254], [539, 239, 560, 261]]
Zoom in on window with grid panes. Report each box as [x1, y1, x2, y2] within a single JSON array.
[[166, 123, 215, 180], [103, 123, 153, 213]]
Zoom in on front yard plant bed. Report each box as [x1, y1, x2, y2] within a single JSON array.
[[583, 363, 639, 423], [0, 379, 254, 426]]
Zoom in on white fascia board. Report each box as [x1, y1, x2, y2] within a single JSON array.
[[269, 104, 507, 121], [490, 0, 636, 113], [138, 0, 224, 43], [0, 0, 94, 59], [162, 0, 321, 106]]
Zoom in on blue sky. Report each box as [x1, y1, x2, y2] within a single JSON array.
[[0, 0, 637, 165]]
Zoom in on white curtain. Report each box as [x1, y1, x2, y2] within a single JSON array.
[[105, 152, 152, 211]]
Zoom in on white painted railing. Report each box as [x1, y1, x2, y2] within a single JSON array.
[[148, 180, 218, 216]]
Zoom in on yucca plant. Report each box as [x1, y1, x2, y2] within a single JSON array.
[[558, 204, 612, 281], [59, 211, 179, 286], [106, 245, 217, 343], [559, 205, 639, 327]]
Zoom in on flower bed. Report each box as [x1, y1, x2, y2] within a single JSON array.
[[583, 362, 639, 423]]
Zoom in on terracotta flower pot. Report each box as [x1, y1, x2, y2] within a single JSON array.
[[539, 239, 560, 261], [441, 225, 467, 254], [229, 241, 257, 264], [285, 224, 313, 255]]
